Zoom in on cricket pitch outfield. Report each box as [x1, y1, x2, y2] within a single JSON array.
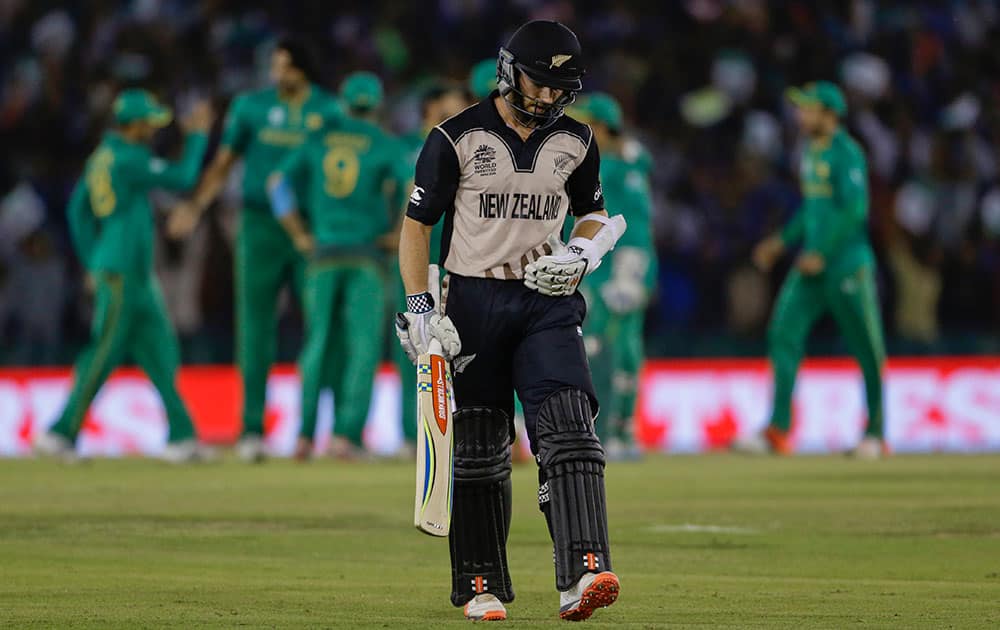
[[1, 454, 998, 628]]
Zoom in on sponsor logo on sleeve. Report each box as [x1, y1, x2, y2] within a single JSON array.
[[410, 185, 425, 205]]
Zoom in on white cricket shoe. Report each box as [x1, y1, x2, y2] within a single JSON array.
[[161, 440, 215, 464], [33, 432, 77, 461], [730, 432, 771, 455], [559, 571, 620, 621], [235, 434, 267, 463], [849, 436, 888, 460], [463, 593, 507, 621]]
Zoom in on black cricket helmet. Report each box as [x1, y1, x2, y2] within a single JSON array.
[[497, 20, 585, 129]]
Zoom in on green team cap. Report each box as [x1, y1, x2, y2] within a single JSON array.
[[340, 71, 384, 110], [112, 89, 172, 127], [575, 92, 623, 132], [786, 80, 847, 116], [469, 58, 497, 100]]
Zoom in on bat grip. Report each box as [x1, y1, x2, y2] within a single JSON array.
[[427, 338, 444, 356]]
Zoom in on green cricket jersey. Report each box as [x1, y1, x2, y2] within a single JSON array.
[[67, 131, 208, 277], [781, 128, 873, 275], [276, 115, 408, 250], [221, 85, 343, 209], [582, 145, 656, 291]]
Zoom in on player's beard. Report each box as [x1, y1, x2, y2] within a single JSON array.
[[503, 89, 567, 130]]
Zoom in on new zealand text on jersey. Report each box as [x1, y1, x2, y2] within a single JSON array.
[[479, 192, 563, 220]]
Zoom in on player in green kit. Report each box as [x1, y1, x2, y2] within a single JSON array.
[[169, 37, 342, 462], [734, 81, 887, 459], [572, 93, 656, 461], [268, 71, 406, 460], [392, 83, 469, 454], [34, 89, 214, 462]]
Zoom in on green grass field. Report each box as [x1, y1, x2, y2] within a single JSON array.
[[1, 454, 999, 628]]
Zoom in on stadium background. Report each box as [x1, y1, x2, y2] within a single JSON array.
[[1, 1, 999, 455]]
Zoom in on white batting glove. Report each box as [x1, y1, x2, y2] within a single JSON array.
[[600, 278, 646, 313], [395, 292, 462, 363], [600, 247, 650, 313], [524, 238, 588, 297]]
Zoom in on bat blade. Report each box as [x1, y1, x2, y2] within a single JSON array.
[[414, 343, 453, 536], [413, 264, 453, 537]]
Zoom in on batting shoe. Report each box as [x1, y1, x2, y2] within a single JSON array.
[[559, 571, 620, 621], [848, 436, 889, 460], [235, 434, 267, 463], [34, 432, 77, 461], [463, 593, 507, 621]]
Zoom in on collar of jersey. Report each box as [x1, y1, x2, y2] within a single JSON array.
[[277, 84, 313, 107]]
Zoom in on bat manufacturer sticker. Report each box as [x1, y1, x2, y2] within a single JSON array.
[[431, 355, 449, 435]]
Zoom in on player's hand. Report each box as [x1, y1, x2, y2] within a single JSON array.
[[292, 233, 315, 256], [524, 239, 587, 297], [167, 201, 202, 239], [395, 302, 461, 363], [181, 99, 214, 133], [600, 278, 645, 314], [796, 252, 826, 275], [752, 235, 785, 272]]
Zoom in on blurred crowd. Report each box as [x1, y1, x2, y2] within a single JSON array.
[[2, 0, 1000, 364]]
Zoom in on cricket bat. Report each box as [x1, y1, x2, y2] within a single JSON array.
[[403, 265, 454, 537]]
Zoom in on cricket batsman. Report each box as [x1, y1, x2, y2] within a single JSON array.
[[734, 81, 887, 459], [572, 93, 656, 461], [268, 71, 406, 460], [35, 89, 213, 462], [397, 21, 623, 621], [393, 83, 469, 454], [168, 37, 342, 461]]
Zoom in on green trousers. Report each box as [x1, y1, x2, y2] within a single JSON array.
[[50, 273, 195, 443], [236, 209, 304, 437], [299, 256, 385, 446], [390, 266, 418, 443], [768, 265, 886, 437], [583, 289, 644, 444]]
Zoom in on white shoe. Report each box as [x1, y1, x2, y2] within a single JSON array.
[[161, 440, 215, 463], [33, 432, 77, 461], [849, 436, 888, 460], [559, 571, 620, 621], [463, 593, 507, 621], [235, 434, 267, 463], [730, 433, 771, 455]]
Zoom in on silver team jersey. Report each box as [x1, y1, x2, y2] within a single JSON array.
[[407, 92, 605, 280]]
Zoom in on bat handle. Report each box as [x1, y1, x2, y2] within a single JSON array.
[[427, 338, 444, 356]]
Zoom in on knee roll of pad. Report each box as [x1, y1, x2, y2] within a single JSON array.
[[536, 389, 612, 591], [449, 407, 515, 606]]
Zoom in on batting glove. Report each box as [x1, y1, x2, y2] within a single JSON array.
[[600, 278, 646, 313], [524, 238, 588, 297], [395, 292, 462, 364]]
